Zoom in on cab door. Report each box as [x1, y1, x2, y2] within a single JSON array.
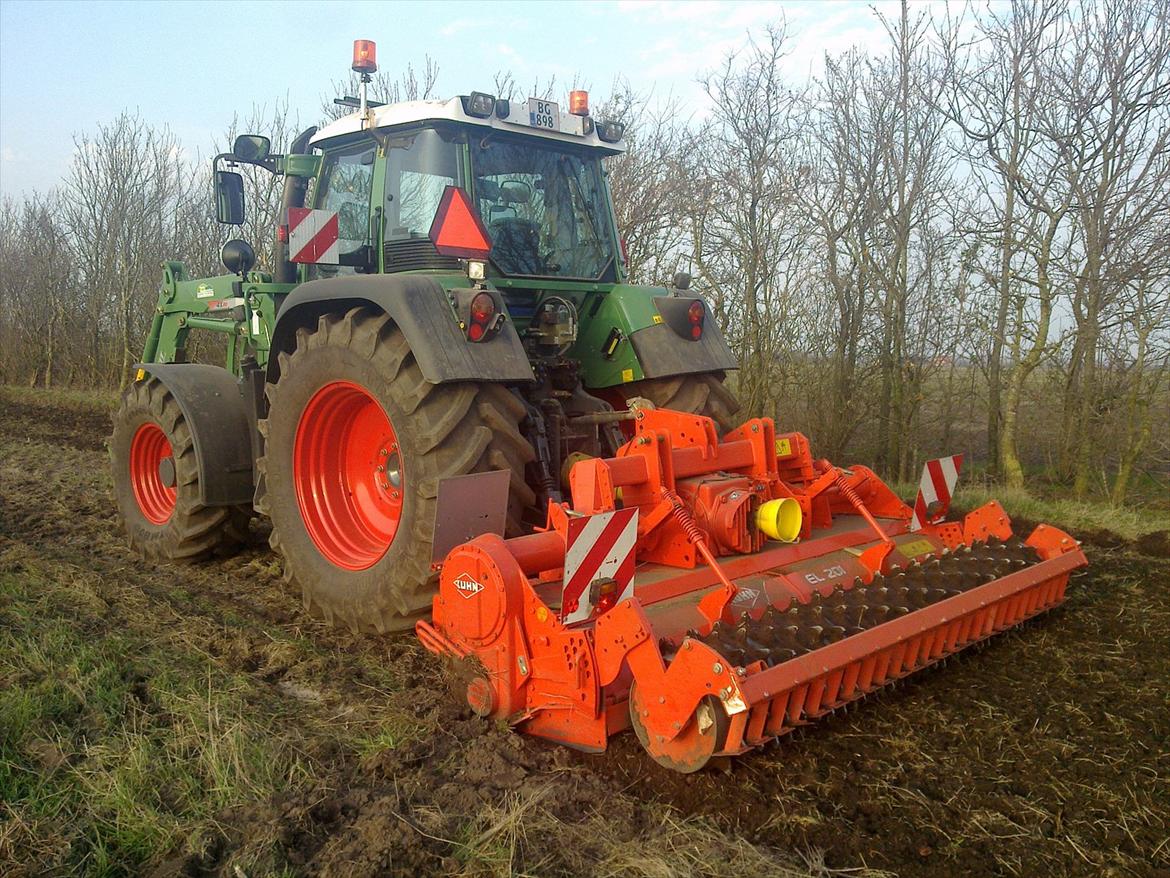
[[312, 139, 379, 275]]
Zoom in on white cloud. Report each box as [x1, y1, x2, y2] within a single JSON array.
[[440, 17, 483, 37], [1, 145, 16, 162]]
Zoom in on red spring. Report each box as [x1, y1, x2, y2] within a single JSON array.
[[835, 475, 865, 509], [835, 470, 892, 549], [660, 487, 737, 591], [661, 487, 705, 545]]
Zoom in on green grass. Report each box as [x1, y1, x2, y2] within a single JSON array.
[[0, 559, 314, 876], [888, 481, 1170, 542]]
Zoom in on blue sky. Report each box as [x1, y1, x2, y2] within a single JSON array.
[[0, 0, 906, 197]]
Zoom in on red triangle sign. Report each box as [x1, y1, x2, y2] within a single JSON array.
[[428, 185, 492, 258]]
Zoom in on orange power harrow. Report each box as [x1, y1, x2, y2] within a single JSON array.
[[417, 408, 1088, 772]]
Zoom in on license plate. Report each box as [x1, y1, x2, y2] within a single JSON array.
[[528, 98, 560, 131]]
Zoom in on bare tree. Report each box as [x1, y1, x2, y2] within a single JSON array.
[[62, 113, 190, 388]]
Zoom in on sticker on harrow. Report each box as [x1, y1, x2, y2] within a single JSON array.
[[911, 454, 964, 531], [453, 573, 485, 599], [561, 508, 638, 624]]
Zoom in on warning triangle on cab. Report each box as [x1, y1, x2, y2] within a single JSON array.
[[428, 185, 492, 258]]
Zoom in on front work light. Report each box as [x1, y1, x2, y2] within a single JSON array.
[[352, 40, 377, 74]]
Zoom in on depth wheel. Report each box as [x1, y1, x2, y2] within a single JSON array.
[[110, 378, 250, 561], [258, 306, 535, 633], [629, 682, 730, 773]]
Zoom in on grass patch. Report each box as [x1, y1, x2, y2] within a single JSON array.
[[0, 559, 314, 876], [445, 785, 892, 878], [1, 383, 118, 414], [889, 481, 1170, 542]]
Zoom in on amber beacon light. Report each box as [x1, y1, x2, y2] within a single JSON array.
[[352, 39, 377, 74]]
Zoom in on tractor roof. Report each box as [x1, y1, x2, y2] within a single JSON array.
[[311, 95, 627, 154]]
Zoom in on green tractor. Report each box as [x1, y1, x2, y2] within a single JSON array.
[[111, 41, 738, 633]]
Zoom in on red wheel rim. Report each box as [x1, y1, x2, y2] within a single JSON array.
[[293, 381, 404, 570], [129, 422, 177, 525]]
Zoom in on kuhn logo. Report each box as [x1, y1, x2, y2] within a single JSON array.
[[453, 573, 485, 599]]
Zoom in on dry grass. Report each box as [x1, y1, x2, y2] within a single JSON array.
[[443, 784, 893, 878]]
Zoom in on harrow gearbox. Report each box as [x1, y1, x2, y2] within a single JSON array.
[[417, 407, 1087, 772]]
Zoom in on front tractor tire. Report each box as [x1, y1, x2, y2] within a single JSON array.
[[110, 378, 250, 561], [258, 306, 535, 634]]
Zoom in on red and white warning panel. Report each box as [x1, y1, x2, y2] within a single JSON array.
[[288, 207, 340, 264], [911, 454, 964, 531], [561, 508, 638, 624]]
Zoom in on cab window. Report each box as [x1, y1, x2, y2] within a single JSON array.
[[471, 136, 614, 280], [314, 141, 376, 273], [384, 128, 461, 241]]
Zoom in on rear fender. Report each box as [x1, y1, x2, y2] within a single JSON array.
[[267, 274, 534, 385], [133, 363, 254, 506], [572, 284, 737, 389]]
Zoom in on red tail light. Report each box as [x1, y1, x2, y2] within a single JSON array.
[[468, 292, 496, 342], [688, 300, 704, 339]]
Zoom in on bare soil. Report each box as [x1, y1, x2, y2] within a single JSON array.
[[2, 387, 1167, 877]]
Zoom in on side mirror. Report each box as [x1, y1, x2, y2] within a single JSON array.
[[233, 134, 271, 162], [221, 239, 256, 275], [215, 171, 245, 225]]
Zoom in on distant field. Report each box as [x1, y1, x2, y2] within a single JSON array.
[[2, 385, 1167, 877]]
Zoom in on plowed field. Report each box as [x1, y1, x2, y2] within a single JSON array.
[[2, 387, 1167, 877]]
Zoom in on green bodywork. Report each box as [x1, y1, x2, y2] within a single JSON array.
[[141, 121, 706, 390]]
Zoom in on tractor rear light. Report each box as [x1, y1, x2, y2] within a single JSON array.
[[277, 224, 288, 243], [464, 92, 496, 118], [467, 291, 497, 343], [688, 300, 704, 340], [470, 292, 495, 323], [352, 39, 377, 74], [569, 90, 589, 116], [598, 120, 625, 143]]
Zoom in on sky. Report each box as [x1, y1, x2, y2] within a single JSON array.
[[0, 0, 907, 198]]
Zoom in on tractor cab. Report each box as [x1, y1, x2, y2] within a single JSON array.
[[306, 91, 627, 283]]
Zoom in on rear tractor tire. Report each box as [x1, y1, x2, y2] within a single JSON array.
[[257, 306, 535, 634], [110, 378, 251, 561], [620, 372, 740, 431]]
